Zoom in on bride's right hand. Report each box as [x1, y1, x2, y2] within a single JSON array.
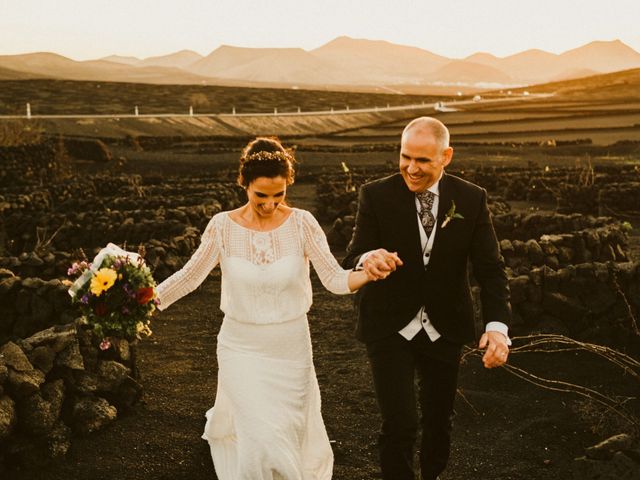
[[363, 249, 402, 281]]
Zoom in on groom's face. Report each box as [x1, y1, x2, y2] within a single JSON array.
[[399, 129, 452, 193]]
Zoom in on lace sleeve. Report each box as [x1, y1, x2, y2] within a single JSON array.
[[156, 214, 221, 311], [301, 210, 352, 295]]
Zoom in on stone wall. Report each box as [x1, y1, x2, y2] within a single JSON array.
[[2, 184, 242, 255], [492, 212, 615, 241], [63, 138, 112, 163], [0, 270, 76, 346], [0, 223, 203, 285], [0, 140, 66, 188], [500, 224, 630, 276], [0, 322, 142, 470], [463, 165, 640, 214], [599, 182, 640, 216], [506, 261, 640, 351]]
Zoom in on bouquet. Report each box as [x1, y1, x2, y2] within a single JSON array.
[[68, 243, 158, 349]]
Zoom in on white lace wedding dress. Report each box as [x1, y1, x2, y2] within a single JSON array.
[[156, 208, 352, 480]]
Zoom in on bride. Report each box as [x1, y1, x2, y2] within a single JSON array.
[[155, 137, 395, 479]]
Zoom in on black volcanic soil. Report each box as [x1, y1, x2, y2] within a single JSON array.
[[7, 182, 638, 480], [8, 271, 630, 480]]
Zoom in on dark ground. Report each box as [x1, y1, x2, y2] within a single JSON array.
[[7, 273, 635, 480], [6, 182, 639, 480]]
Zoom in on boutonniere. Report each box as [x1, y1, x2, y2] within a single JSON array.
[[441, 200, 464, 228]]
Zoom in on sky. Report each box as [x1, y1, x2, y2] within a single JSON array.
[[2, 0, 640, 61]]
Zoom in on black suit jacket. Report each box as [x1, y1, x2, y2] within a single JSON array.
[[342, 172, 511, 344]]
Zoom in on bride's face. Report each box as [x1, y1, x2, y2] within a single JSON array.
[[246, 176, 287, 217]]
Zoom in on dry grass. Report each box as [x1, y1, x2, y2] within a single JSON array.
[[0, 120, 43, 146]]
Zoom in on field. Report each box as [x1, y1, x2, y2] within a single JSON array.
[[0, 79, 438, 116], [1, 73, 639, 479]]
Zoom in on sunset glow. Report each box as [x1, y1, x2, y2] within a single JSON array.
[[2, 0, 639, 60]]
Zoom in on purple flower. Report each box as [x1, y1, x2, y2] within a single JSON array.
[[67, 261, 89, 276], [80, 294, 89, 304]]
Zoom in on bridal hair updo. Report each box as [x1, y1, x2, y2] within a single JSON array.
[[237, 137, 296, 187]]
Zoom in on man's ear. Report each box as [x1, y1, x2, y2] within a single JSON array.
[[442, 147, 454, 167]]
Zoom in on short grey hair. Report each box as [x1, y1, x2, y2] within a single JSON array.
[[401, 117, 450, 151]]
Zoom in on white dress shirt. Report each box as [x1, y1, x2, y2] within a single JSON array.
[[357, 176, 510, 343]]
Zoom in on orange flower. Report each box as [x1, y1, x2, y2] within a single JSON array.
[[135, 287, 155, 305]]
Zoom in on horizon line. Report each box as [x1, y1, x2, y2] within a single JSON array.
[[0, 36, 636, 63]]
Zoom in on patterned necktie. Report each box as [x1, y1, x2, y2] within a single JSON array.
[[416, 191, 436, 237]]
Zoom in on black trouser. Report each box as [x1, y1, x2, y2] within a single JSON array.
[[366, 329, 461, 480]]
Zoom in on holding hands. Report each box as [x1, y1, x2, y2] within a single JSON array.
[[347, 248, 402, 292], [362, 249, 403, 281]]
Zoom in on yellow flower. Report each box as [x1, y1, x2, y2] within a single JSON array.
[[136, 322, 153, 337], [90, 268, 118, 296]]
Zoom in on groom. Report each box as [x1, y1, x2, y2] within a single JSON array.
[[342, 116, 512, 480]]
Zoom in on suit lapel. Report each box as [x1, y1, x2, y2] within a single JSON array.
[[429, 173, 453, 263], [392, 174, 423, 264]]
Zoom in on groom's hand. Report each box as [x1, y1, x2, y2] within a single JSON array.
[[363, 249, 403, 280], [479, 331, 509, 368]]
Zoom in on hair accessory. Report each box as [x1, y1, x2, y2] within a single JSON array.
[[243, 150, 292, 163]]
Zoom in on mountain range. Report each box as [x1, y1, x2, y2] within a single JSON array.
[[1, 36, 639, 91]]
